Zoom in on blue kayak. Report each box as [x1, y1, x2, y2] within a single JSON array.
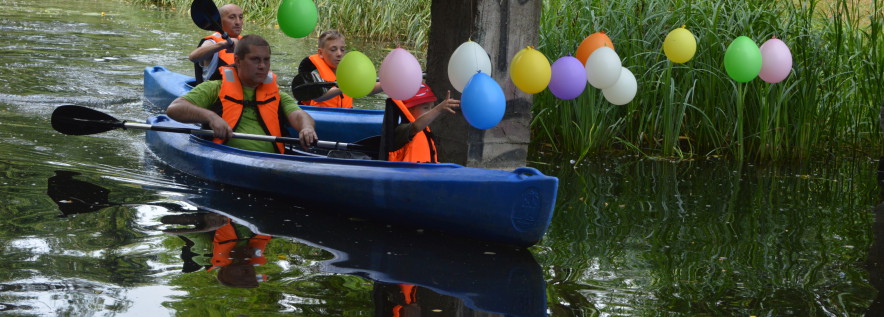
[[145, 115, 558, 246], [143, 65, 383, 143]]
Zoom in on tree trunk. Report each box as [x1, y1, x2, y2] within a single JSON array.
[[427, 0, 542, 169]]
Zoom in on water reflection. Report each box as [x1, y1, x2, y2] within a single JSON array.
[[868, 158, 884, 315], [184, 183, 548, 316], [536, 157, 879, 315], [160, 213, 271, 288], [44, 170, 547, 316]]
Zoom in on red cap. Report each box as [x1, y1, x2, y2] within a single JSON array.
[[403, 83, 436, 108]]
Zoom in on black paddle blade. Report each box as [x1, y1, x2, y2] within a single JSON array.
[[51, 105, 124, 135], [290, 76, 336, 102], [191, 0, 222, 32], [354, 135, 381, 150]]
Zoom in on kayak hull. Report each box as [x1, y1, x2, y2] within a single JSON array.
[[145, 115, 558, 246], [142, 65, 384, 143]]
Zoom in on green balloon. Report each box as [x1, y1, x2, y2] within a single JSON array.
[[724, 36, 762, 83], [277, 0, 318, 38], [337, 51, 377, 99]]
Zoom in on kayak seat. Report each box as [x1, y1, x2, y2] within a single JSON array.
[[378, 98, 405, 161]]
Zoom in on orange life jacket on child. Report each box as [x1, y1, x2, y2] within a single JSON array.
[[302, 54, 353, 108], [387, 99, 438, 163]]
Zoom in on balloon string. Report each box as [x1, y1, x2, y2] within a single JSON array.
[[471, 0, 478, 74], [467, 0, 472, 42]]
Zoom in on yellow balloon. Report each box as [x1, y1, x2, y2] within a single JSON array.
[[509, 47, 551, 94], [663, 26, 697, 64]]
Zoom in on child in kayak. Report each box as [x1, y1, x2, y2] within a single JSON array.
[[381, 83, 460, 163], [291, 30, 382, 107]]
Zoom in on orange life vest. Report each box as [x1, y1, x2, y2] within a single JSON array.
[[204, 32, 240, 66], [214, 66, 286, 154], [195, 33, 243, 83], [303, 54, 353, 108], [391, 284, 418, 317], [388, 99, 438, 163], [209, 219, 271, 270]]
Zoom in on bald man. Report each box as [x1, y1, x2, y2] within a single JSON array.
[[188, 4, 244, 84]]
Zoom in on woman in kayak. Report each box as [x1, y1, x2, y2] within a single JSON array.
[[381, 83, 460, 163]]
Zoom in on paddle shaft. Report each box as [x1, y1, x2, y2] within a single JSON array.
[[291, 73, 426, 95], [122, 121, 373, 152], [291, 79, 375, 95]]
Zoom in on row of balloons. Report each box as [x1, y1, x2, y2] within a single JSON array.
[[664, 26, 793, 83], [277, 0, 793, 130]]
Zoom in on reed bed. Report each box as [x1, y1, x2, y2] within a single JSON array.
[[131, 0, 881, 162], [129, 0, 430, 52], [535, 0, 883, 162]]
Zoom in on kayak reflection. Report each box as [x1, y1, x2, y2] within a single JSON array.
[[46, 171, 547, 316], [187, 187, 548, 317]]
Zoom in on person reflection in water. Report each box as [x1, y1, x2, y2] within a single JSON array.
[[372, 282, 494, 316], [161, 212, 271, 288]]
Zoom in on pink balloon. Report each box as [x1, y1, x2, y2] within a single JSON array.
[[758, 38, 792, 84], [379, 48, 423, 100], [549, 56, 587, 100]]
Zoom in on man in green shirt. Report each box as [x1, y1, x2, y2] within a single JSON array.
[[168, 34, 317, 152]]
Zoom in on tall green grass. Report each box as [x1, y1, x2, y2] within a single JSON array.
[[535, 0, 883, 162], [129, 0, 430, 53]]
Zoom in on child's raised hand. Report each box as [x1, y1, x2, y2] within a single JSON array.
[[437, 90, 461, 114]]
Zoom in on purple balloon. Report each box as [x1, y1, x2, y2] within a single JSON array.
[[548, 56, 587, 100], [758, 38, 792, 84]]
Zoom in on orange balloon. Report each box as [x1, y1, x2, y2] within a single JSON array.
[[575, 31, 614, 65]]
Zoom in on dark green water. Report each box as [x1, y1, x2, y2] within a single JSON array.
[[1, 0, 882, 316]]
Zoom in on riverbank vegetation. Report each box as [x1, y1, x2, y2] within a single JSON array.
[[132, 0, 881, 162], [130, 0, 429, 51], [536, 0, 882, 162]]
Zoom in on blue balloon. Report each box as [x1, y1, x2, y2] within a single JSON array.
[[461, 72, 505, 130]]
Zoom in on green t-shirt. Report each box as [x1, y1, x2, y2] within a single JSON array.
[[182, 80, 301, 153]]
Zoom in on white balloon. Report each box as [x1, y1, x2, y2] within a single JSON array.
[[602, 67, 637, 105], [585, 46, 622, 89], [448, 41, 492, 92]]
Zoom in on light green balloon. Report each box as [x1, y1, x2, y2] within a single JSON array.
[[337, 51, 376, 99], [277, 0, 317, 38], [724, 36, 762, 83]]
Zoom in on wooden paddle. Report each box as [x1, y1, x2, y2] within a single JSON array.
[[50, 105, 379, 154]]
